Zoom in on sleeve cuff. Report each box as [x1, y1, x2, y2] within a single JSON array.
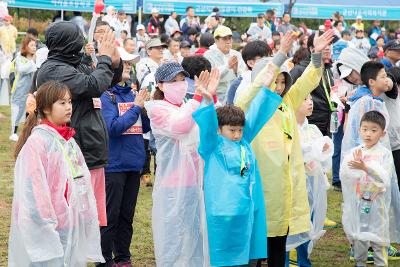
[[213, 95, 218, 104], [272, 52, 288, 68], [193, 94, 203, 103], [311, 53, 322, 68]]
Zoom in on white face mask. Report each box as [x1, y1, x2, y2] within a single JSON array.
[[162, 80, 188, 104]]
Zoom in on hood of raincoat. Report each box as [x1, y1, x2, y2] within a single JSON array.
[[251, 57, 293, 97], [45, 21, 84, 66], [335, 47, 369, 84], [348, 86, 384, 103]]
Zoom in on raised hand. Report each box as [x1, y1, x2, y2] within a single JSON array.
[[279, 31, 296, 55], [98, 28, 115, 58], [262, 67, 277, 89], [195, 70, 210, 97], [348, 148, 367, 172], [313, 30, 335, 53], [207, 68, 220, 97], [134, 89, 148, 108]]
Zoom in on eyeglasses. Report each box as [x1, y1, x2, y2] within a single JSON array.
[[123, 61, 133, 67]]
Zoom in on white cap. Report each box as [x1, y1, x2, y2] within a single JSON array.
[[356, 15, 362, 20], [151, 8, 159, 14], [381, 27, 386, 31], [136, 24, 145, 31], [339, 65, 352, 79], [117, 47, 140, 63]]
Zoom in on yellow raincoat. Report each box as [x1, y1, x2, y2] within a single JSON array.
[[236, 54, 323, 237]]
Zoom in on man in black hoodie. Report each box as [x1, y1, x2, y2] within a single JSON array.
[[291, 32, 334, 136], [36, 21, 123, 227]]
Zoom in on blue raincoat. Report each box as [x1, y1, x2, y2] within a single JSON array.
[[193, 88, 282, 266]]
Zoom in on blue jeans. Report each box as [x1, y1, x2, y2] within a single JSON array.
[[285, 241, 312, 267], [332, 123, 344, 186]]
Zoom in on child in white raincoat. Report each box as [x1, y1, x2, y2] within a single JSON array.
[[285, 95, 333, 267], [341, 111, 393, 267], [144, 62, 212, 266], [9, 81, 104, 267]]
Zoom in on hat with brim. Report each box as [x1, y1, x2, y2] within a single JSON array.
[[155, 62, 189, 83], [339, 64, 353, 79], [214, 25, 232, 38], [117, 47, 140, 63], [383, 40, 400, 52], [145, 38, 167, 50]]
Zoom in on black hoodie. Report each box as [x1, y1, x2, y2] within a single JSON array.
[[37, 21, 123, 169]]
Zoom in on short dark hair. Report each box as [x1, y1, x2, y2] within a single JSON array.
[[181, 56, 212, 79], [333, 21, 342, 27], [95, 19, 110, 29], [341, 30, 351, 38], [272, 31, 281, 37], [186, 6, 194, 12], [266, 9, 275, 16], [160, 33, 170, 44], [388, 67, 400, 85], [120, 29, 128, 35], [167, 37, 180, 46], [216, 105, 245, 127], [171, 11, 176, 15], [292, 47, 310, 65], [213, 7, 220, 12], [242, 41, 272, 69], [361, 61, 385, 87], [199, 33, 215, 48], [27, 28, 39, 37], [123, 38, 135, 46], [187, 27, 198, 36], [360, 110, 386, 130]]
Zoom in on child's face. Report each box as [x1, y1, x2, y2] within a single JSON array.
[[359, 121, 385, 148], [298, 95, 313, 117], [275, 73, 286, 96], [180, 47, 191, 57], [219, 125, 244, 142], [45, 92, 72, 126], [369, 68, 389, 93]]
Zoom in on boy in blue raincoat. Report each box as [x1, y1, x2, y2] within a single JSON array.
[[192, 69, 282, 266]]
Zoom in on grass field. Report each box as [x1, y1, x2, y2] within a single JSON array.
[[0, 105, 399, 267]]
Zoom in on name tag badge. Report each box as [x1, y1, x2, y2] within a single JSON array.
[[92, 98, 102, 109], [118, 102, 143, 135]]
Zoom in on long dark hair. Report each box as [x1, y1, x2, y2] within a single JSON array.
[[14, 81, 71, 158]]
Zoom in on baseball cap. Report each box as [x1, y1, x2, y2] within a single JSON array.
[[180, 41, 191, 48], [136, 24, 145, 31], [214, 25, 232, 38], [155, 62, 189, 83], [356, 15, 362, 20], [145, 38, 167, 50], [117, 47, 140, 63], [383, 40, 400, 52], [339, 64, 353, 79], [257, 13, 265, 19], [151, 8, 159, 14]]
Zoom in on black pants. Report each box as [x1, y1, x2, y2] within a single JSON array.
[[100, 171, 141, 264], [267, 234, 288, 267], [143, 139, 151, 174], [393, 149, 400, 189]]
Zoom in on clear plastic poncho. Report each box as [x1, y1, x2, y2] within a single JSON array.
[[8, 125, 104, 267], [340, 144, 392, 245], [144, 99, 208, 267], [341, 94, 400, 243], [286, 120, 332, 255]]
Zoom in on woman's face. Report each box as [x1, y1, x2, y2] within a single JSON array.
[[169, 41, 180, 54], [298, 95, 313, 117], [346, 70, 362, 85], [27, 40, 36, 55], [275, 73, 286, 96]]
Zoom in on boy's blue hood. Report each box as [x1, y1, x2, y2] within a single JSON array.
[[349, 86, 383, 103]]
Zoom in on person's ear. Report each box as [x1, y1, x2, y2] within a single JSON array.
[[43, 108, 51, 116], [382, 130, 387, 138], [369, 78, 375, 88], [247, 59, 255, 69], [217, 127, 222, 135]]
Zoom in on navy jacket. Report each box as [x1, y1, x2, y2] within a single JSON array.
[[101, 84, 151, 173]]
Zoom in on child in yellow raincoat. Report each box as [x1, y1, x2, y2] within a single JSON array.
[[236, 30, 335, 267]]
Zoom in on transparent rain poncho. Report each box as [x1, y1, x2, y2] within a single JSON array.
[[341, 94, 400, 243], [144, 99, 208, 267], [341, 144, 392, 245], [8, 124, 104, 267], [286, 120, 332, 254]]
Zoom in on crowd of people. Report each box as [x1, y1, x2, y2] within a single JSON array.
[[2, 4, 400, 267]]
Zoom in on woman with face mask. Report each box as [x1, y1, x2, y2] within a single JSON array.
[[144, 62, 216, 267]]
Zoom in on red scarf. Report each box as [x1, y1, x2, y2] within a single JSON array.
[[41, 120, 76, 141]]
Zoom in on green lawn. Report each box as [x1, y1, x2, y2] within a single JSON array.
[[0, 105, 399, 266]]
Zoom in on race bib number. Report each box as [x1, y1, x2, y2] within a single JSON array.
[[92, 98, 102, 109], [118, 102, 143, 135]]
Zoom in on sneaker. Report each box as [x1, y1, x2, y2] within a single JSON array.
[[333, 183, 342, 192], [141, 174, 153, 187], [323, 218, 338, 229], [9, 133, 18, 142], [388, 245, 400, 260], [349, 247, 374, 263]]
